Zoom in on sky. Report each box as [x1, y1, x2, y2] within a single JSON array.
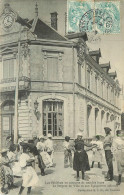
[[0, 0, 124, 87]]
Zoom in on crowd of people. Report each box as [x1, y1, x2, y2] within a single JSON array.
[[63, 127, 124, 184], [0, 127, 124, 194]]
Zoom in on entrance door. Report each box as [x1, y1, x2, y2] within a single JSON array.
[[2, 114, 14, 135], [1, 100, 14, 147]]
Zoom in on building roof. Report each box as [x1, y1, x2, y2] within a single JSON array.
[[29, 17, 67, 41], [86, 54, 115, 86], [16, 15, 32, 29], [2, 4, 67, 42]]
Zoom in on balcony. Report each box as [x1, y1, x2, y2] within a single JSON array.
[[0, 76, 30, 92]]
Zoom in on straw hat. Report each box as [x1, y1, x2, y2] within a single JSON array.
[[1, 148, 8, 154], [77, 132, 83, 136], [47, 133, 52, 138], [38, 135, 45, 139], [104, 127, 112, 132]]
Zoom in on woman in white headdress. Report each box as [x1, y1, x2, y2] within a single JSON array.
[[73, 132, 96, 180]]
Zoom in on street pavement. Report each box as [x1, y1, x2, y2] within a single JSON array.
[[1, 151, 124, 195]]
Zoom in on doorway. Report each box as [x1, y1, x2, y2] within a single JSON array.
[[1, 100, 14, 147]]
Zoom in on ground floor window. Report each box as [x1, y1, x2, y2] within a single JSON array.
[[43, 100, 64, 137]]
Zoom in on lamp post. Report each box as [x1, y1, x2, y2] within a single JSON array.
[[34, 100, 41, 121], [14, 24, 21, 144]]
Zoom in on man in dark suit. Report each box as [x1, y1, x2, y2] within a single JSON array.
[[103, 127, 113, 181]]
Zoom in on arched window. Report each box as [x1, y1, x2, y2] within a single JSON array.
[[2, 100, 14, 113]]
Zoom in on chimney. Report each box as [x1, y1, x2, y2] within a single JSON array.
[[4, 3, 10, 8], [35, 2, 38, 17], [50, 12, 58, 30]]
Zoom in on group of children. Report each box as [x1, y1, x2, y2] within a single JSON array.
[[0, 133, 54, 194]]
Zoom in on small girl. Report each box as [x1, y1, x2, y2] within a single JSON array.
[[63, 136, 73, 168], [91, 135, 103, 168], [18, 144, 39, 194], [7, 144, 22, 177]]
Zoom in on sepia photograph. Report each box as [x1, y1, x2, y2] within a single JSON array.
[[0, 0, 124, 194]]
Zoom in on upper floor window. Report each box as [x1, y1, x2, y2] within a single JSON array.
[[47, 57, 58, 81], [78, 64, 81, 84], [95, 76, 97, 94], [3, 58, 14, 79], [107, 85, 109, 100], [87, 70, 90, 89], [101, 81, 103, 98]]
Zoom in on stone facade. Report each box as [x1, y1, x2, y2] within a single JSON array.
[[0, 4, 121, 149]]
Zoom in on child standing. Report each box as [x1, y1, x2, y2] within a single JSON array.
[[91, 135, 103, 168], [18, 144, 39, 194], [63, 136, 73, 168], [45, 133, 54, 165]]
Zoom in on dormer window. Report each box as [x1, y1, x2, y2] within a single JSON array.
[[89, 49, 101, 64], [87, 69, 90, 90]]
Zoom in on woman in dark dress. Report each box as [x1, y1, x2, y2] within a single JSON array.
[[73, 132, 96, 180]]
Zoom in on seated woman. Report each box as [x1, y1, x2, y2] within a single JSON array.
[[73, 132, 96, 180], [0, 149, 14, 194]]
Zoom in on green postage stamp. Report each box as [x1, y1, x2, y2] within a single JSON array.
[[67, 0, 120, 34]]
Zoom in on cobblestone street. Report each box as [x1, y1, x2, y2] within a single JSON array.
[[1, 151, 124, 195]]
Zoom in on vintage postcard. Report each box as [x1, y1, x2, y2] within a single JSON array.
[[0, 0, 124, 194]]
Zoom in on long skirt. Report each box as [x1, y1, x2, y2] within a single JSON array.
[[116, 150, 124, 174], [22, 166, 39, 187], [40, 152, 53, 167], [0, 165, 13, 189], [38, 154, 46, 169], [92, 149, 102, 163], [12, 162, 22, 177], [73, 150, 90, 172]]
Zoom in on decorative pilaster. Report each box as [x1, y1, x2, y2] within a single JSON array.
[[97, 107, 102, 134], [89, 105, 95, 137], [21, 43, 30, 78], [101, 110, 105, 134], [58, 52, 63, 81]]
